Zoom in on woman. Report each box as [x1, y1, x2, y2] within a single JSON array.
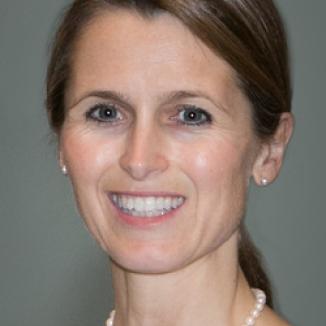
[[46, 0, 294, 325]]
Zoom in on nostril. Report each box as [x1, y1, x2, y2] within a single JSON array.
[[119, 153, 169, 180]]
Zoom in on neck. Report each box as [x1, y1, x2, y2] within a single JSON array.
[[109, 234, 256, 326]]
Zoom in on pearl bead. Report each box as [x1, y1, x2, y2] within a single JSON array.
[[250, 309, 260, 318], [255, 302, 265, 312], [246, 316, 255, 325]]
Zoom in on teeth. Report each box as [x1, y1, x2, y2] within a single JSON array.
[[146, 210, 154, 217], [156, 197, 164, 210], [127, 197, 133, 210], [163, 197, 171, 210], [145, 197, 156, 211], [134, 197, 144, 211], [111, 194, 185, 217], [122, 196, 128, 207], [172, 198, 178, 208]]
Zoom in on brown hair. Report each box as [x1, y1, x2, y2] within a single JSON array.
[[46, 0, 292, 307]]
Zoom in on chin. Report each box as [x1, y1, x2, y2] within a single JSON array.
[[106, 242, 190, 274]]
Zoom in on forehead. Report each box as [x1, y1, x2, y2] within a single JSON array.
[[67, 9, 244, 110]]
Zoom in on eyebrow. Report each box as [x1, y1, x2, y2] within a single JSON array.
[[69, 89, 230, 114], [68, 90, 133, 111]]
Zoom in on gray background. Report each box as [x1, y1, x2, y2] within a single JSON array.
[[0, 1, 325, 325]]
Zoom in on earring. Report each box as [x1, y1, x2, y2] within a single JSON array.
[[61, 165, 68, 176], [261, 178, 269, 186]]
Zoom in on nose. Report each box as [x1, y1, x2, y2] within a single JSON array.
[[119, 123, 169, 181]]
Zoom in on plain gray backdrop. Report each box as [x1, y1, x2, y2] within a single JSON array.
[[0, 1, 325, 325]]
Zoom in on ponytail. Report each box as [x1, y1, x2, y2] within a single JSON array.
[[238, 224, 274, 307]]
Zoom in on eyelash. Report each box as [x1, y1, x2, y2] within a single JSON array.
[[85, 103, 212, 127]]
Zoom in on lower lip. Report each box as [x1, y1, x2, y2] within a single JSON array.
[[108, 196, 184, 228]]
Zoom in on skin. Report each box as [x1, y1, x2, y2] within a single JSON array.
[[58, 9, 293, 326]]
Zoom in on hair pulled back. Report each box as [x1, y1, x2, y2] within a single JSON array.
[[46, 0, 292, 308]]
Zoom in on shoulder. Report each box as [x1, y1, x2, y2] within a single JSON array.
[[257, 306, 293, 326]]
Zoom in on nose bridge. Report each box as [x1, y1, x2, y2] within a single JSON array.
[[129, 120, 156, 160], [119, 117, 168, 180]]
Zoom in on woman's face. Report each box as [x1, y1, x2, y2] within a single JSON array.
[[60, 10, 262, 273]]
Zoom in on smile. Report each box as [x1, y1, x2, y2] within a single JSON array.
[[109, 193, 185, 218]]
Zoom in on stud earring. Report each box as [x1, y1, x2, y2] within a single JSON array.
[[261, 178, 269, 186], [61, 165, 68, 176]]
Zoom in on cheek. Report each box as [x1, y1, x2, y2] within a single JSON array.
[[61, 128, 119, 183], [189, 139, 253, 242], [180, 139, 250, 192]]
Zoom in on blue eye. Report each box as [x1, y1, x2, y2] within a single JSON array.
[[86, 103, 122, 124], [177, 105, 212, 126]]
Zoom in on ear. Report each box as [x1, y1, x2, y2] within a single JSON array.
[[252, 112, 294, 186]]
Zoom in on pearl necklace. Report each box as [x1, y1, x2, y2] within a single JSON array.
[[106, 288, 266, 326]]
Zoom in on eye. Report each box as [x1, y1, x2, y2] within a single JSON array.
[[175, 105, 212, 126], [85, 103, 122, 124]]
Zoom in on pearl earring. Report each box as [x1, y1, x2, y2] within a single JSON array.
[[61, 165, 68, 176], [261, 178, 269, 186]]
